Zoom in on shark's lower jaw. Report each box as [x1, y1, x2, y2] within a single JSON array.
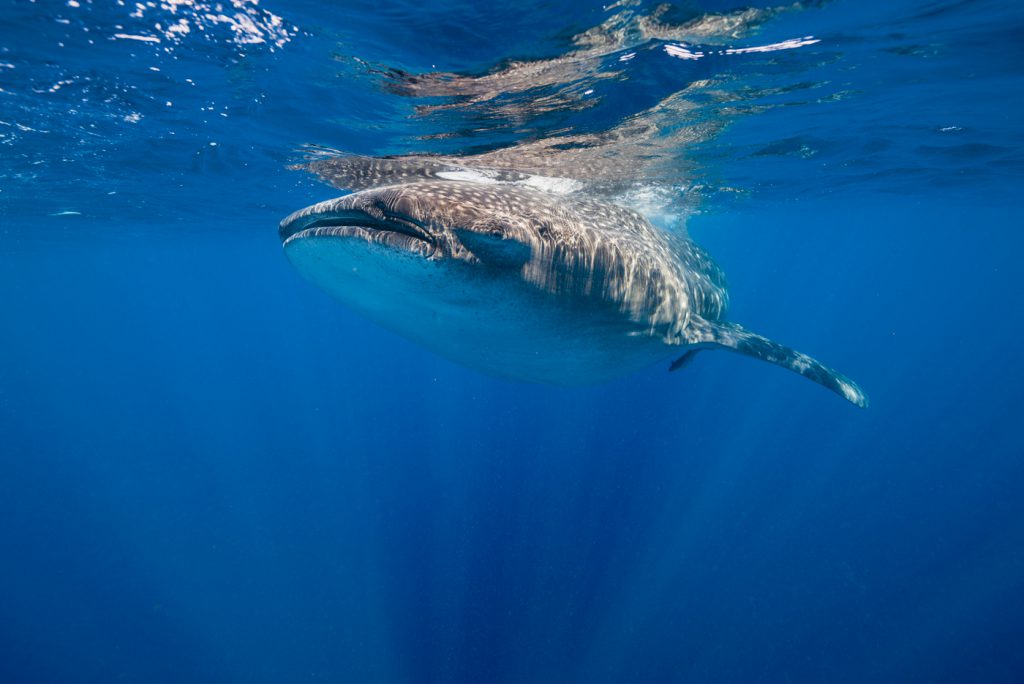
[[279, 208, 436, 258]]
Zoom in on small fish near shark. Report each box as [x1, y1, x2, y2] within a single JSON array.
[[280, 156, 867, 407]]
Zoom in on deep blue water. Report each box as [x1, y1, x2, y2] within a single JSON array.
[[1, 1, 1023, 682]]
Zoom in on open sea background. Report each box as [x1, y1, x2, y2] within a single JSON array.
[[1, 1, 1023, 682]]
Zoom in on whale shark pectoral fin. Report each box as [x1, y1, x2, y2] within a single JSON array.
[[686, 319, 869, 408]]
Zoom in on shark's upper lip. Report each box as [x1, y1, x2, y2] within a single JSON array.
[[279, 204, 433, 248]]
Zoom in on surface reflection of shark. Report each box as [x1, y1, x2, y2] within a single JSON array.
[[378, 1, 807, 121], [338, 1, 830, 221], [280, 158, 867, 407]]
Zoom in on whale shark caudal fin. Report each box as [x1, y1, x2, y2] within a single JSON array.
[[672, 320, 869, 408]]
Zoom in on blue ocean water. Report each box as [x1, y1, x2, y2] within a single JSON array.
[[1, 0, 1023, 682]]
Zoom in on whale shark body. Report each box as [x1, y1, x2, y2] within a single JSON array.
[[280, 163, 867, 407]]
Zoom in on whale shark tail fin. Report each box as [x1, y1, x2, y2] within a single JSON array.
[[678, 320, 869, 408]]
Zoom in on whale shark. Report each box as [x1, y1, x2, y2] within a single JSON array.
[[280, 165, 867, 407]]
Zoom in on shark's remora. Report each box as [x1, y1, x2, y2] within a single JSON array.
[[280, 172, 867, 407]]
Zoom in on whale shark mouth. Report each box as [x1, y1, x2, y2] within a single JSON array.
[[279, 207, 435, 255]]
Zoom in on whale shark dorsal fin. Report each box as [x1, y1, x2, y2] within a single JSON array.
[[681, 319, 869, 408]]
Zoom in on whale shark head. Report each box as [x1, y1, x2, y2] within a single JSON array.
[[279, 180, 712, 383]]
